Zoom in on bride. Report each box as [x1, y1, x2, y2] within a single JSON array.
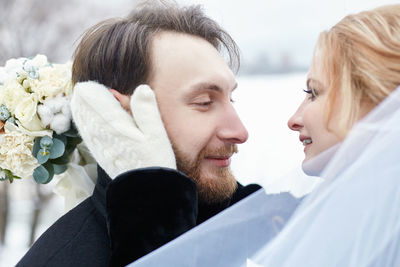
[[129, 4, 400, 267]]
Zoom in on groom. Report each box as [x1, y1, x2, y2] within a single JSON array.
[[18, 2, 298, 267]]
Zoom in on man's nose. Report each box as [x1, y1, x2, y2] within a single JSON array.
[[217, 105, 249, 144]]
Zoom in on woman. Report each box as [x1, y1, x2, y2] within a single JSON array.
[[288, 3, 400, 174], [129, 4, 400, 267], [250, 4, 400, 267]]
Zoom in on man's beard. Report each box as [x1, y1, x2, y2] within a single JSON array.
[[172, 143, 238, 204]]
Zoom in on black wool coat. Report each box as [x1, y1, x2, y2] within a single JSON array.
[[17, 166, 261, 267]]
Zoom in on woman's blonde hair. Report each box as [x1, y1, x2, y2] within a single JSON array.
[[315, 4, 400, 138]]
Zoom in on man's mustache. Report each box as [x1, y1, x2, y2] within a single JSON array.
[[203, 144, 238, 157]]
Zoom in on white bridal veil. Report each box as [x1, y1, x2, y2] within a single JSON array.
[[128, 86, 400, 267]]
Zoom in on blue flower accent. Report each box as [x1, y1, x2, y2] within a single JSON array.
[[0, 105, 10, 121], [23, 60, 39, 79], [7, 117, 15, 124]]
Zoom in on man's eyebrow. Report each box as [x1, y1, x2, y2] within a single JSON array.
[[189, 82, 238, 93]]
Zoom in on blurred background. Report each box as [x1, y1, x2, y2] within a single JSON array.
[[0, 0, 398, 265]]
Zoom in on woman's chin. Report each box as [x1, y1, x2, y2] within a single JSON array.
[[301, 145, 340, 176]]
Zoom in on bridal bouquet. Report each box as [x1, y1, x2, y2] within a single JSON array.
[[0, 55, 81, 184]]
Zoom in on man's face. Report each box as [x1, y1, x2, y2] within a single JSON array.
[[148, 31, 248, 203]]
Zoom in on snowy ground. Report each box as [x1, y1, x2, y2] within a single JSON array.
[[0, 73, 321, 266]]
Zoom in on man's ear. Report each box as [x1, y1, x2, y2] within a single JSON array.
[[109, 89, 132, 114]]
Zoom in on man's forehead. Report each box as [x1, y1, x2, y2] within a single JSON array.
[[149, 31, 235, 91], [150, 31, 225, 67]]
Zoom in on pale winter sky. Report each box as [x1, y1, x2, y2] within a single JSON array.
[[175, 0, 400, 70]]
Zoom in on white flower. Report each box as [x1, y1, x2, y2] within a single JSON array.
[[0, 67, 11, 85], [19, 113, 45, 132], [61, 99, 72, 119], [0, 128, 39, 179], [30, 54, 49, 69], [14, 94, 38, 125], [31, 63, 72, 100], [11, 92, 45, 132], [53, 62, 73, 95], [0, 79, 29, 113], [43, 94, 65, 113], [37, 104, 54, 127], [4, 57, 26, 78], [8, 120, 51, 137], [50, 113, 70, 134], [38, 94, 71, 133]]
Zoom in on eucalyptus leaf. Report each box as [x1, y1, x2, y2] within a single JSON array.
[[32, 137, 41, 158], [37, 148, 50, 164], [53, 164, 68, 175], [33, 163, 55, 184], [63, 125, 79, 138], [40, 135, 53, 148], [49, 138, 65, 159], [66, 136, 82, 154], [33, 165, 50, 184], [53, 134, 67, 146], [49, 152, 70, 165], [43, 162, 55, 184]]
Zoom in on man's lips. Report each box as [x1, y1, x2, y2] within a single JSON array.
[[204, 155, 232, 167]]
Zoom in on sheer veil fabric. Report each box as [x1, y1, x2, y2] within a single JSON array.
[[249, 86, 400, 267], [128, 86, 400, 267]]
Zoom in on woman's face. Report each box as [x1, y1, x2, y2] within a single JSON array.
[[288, 54, 341, 163]]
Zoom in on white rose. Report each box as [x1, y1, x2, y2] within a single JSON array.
[[54, 62, 73, 96], [0, 67, 11, 85], [30, 54, 49, 68], [31, 64, 72, 100], [4, 57, 26, 77], [14, 94, 38, 125], [19, 113, 45, 132], [0, 79, 28, 113]]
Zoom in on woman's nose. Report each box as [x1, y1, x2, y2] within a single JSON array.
[[288, 104, 304, 131]]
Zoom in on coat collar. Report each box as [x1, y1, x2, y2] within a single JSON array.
[[91, 165, 261, 225], [91, 165, 111, 220]]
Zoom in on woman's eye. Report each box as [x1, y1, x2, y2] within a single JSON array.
[[303, 88, 317, 101]]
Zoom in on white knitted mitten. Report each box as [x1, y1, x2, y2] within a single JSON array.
[[70, 81, 176, 179]]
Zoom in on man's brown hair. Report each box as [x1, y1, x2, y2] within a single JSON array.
[[72, 1, 240, 94]]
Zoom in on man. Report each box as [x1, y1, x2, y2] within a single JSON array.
[[17, 2, 264, 267]]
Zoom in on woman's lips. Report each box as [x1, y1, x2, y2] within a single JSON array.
[[299, 135, 312, 152]]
